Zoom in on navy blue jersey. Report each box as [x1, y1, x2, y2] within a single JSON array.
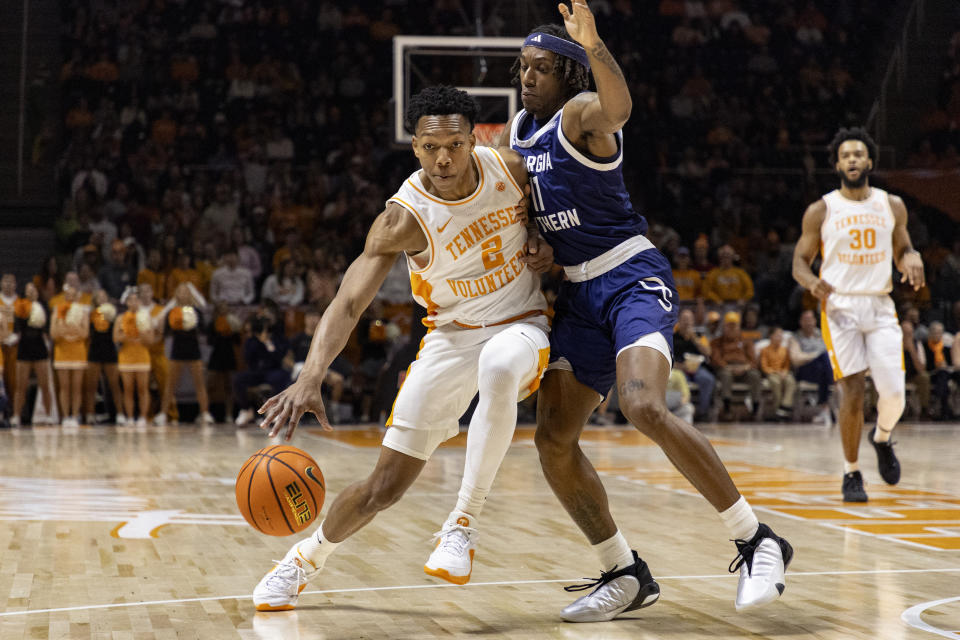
[[509, 105, 647, 266]]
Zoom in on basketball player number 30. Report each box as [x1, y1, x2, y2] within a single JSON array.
[[481, 235, 505, 269], [849, 228, 876, 250]]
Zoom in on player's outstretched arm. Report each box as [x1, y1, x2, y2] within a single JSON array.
[[259, 204, 427, 440], [792, 199, 834, 301], [560, 1, 631, 136], [889, 194, 925, 291]]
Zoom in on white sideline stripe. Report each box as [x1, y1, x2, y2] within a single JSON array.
[[2, 567, 960, 618], [901, 596, 960, 639]]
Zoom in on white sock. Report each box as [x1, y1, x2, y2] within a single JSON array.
[[593, 530, 634, 572], [454, 485, 485, 519], [297, 521, 340, 569], [719, 496, 759, 542], [844, 460, 859, 474]]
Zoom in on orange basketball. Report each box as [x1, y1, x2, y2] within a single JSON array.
[[235, 445, 326, 536]]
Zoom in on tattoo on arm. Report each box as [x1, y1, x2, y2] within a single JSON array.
[[618, 378, 645, 396], [589, 42, 626, 83]]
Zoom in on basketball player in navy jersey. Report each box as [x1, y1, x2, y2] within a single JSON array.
[[486, 1, 789, 620]]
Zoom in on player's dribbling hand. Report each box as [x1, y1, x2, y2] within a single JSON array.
[[559, 1, 599, 48], [899, 251, 925, 291], [810, 278, 835, 301], [258, 376, 334, 442]]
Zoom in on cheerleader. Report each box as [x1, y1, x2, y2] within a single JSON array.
[[158, 283, 214, 425], [207, 302, 241, 422], [84, 289, 123, 424], [1, 273, 19, 401], [137, 283, 178, 423], [0, 304, 9, 424], [50, 283, 90, 427], [12, 282, 54, 427], [115, 288, 153, 427]]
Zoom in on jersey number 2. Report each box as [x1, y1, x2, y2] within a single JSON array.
[[481, 236, 505, 269]]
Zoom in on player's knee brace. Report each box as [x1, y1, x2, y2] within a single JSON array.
[[477, 334, 530, 398], [876, 392, 905, 431]]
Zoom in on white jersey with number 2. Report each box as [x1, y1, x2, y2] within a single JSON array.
[[387, 145, 547, 329]]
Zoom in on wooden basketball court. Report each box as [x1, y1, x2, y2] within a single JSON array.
[[1, 420, 958, 639]]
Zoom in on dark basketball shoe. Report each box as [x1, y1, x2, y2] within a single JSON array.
[[730, 523, 793, 611], [842, 470, 868, 502], [868, 427, 900, 485], [560, 551, 660, 622]]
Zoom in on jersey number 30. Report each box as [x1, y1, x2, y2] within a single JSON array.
[[849, 228, 876, 250]]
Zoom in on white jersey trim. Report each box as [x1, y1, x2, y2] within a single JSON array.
[[563, 235, 654, 282], [511, 108, 624, 171], [510, 109, 562, 148], [386, 198, 435, 274], [556, 116, 624, 171]]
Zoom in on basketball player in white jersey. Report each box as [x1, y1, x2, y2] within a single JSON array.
[[251, 86, 553, 611], [793, 127, 925, 502]]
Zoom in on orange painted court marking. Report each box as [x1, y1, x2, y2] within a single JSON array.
[[594, 460, 960, 551], [302, 429, 960, 551]]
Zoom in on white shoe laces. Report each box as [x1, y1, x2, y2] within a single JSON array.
[[431, 525, 477, 557], [264, 558, 309, 593]]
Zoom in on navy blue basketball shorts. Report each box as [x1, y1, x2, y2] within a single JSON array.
[[549, 249, 678, 396]]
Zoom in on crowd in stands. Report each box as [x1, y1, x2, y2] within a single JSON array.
[[907, 22, 960, 168], [1, 0, 957, 427]]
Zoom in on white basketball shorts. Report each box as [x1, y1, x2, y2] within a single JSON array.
[[821, 294, 904, 393], [383, 317, 550, 460]]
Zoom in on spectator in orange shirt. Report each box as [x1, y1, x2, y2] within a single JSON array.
[[166, 251, 203, 299], [272, 229, 311, 274], [65, 97, 94, 131], [760, 327, 795, 421], [703, 244, 754, 305], [740, 305, 765, 342], [84, 51, 119, 83], [169, 51, 199, 84], [151, 109, 178, 147], [711, 311, 762, 420], [137, 249, 168, 302], [672, 247, 701, 301]]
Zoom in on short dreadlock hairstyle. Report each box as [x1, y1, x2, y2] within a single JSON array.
[[404, 86, 480, 134], [828, 127, 879, 166], [511, 24, 591, 99]]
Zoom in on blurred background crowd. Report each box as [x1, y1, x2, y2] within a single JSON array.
[[2, 0, 959, 428]]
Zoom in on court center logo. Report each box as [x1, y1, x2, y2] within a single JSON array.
[[0, 476, 246, 539], [638, 277, 673, 311]]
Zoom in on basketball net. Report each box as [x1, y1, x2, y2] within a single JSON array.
[[474, 123, 505, 148]]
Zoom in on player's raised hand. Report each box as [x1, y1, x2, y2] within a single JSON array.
[[899, 251, 925, 291], [558, 1, 600, 48], [258, 375, 333, 441], [810, 278, 835, 301]]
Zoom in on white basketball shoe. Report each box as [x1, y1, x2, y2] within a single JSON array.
[[424, 512, 478, 585], [560, 551, 660, 622], [253, 540, 321, 612], [730, 523, 793, 611]]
